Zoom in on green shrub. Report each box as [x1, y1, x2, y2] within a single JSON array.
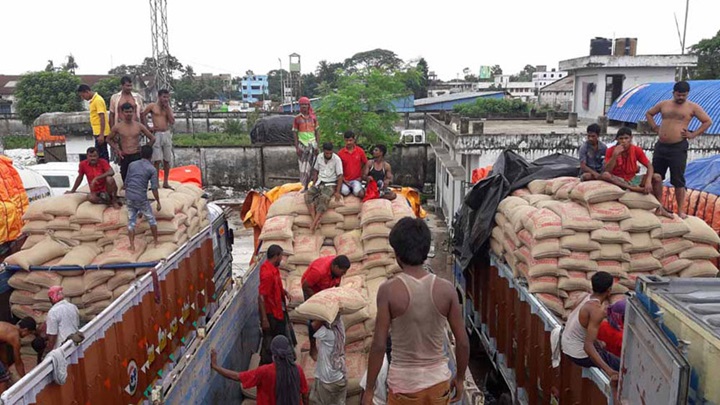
[[453, 98, 530, 118], [222, 119, 245, 135], [1, 135, 35, 149]]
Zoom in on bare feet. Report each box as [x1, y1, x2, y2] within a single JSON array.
[[129, 243, 135, 252], [678, 211, 688, 219], [655, 207, 674, 219], [162, 183, 174, 190]]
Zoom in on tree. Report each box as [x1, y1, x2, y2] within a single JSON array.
[[266, 69, 289, 102], [317, 69, 411, 150], [108, 55, 185, 78], [414, 58, 429, 99], [302, 73, 319, 99], [45, 60, 55, 72], [510, 64, 537, 82], [62, 55, 78, 74], [491, 65, 503, 76], [15, 71, 83, 125], [315, 60, 344, 89], [689, 30, 720, 80], [93, 77, 121, 104], [343, 49, 403, 73]]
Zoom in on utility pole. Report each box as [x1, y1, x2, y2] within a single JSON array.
[[149, 0, 171, 97], [680, 0, 690, 80], [278, 58, 284, 105]]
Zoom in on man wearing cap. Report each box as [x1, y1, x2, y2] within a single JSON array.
[[293, 97, 320, 190], [43, 286, 80, 358]]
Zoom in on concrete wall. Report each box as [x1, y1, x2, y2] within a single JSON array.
[[0, 116, 30, 136]]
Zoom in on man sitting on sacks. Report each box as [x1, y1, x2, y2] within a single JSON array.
[[305, 142, 344, 231], [601, 127, 672, 217], [66, 147, 120, 208]]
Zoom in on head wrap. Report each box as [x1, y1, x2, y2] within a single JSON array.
[[48, 286, 64, 303], [607, 299, 626, 331], [297, 97, 316, 120], [271, 335, 300, 405], [298, 97, 310, 105]]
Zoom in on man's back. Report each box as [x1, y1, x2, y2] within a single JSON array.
[[125, 159, 157, 201], [46, 300, 79, 349]]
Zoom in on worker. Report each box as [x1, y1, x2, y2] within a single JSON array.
[[108, 103, 156, 183], [125, 145, 161, 250], [42, 286, 79, 359], [360, 352, 389, 405], [142, 89, 175, 189], [66, 147, 120, 208], [579, 123, 607, 181], [645, 81, 713, 218], [292, 96, 319, 191], [305, 142, 343, 231], [362, 144, 396, 200], [109, 76, 145, 128], [561, 271, 620, 379], [0, 317, 38, 393], [259, 244, 292, 365], [301, 255, 350, 361], [310, 315, 347, 405], [210, 335, 310, 405], [77, 84, 111, 161], [601, 127, 669, 215], [364, 218, 469, 405], [597, 299, 625, 358], [338, 130, 368, 198]]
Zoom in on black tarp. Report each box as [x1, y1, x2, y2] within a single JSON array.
[[453, 150, 581, 271], [250, 115, 296, 144]]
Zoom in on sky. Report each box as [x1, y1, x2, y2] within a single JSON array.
[[2, 0, 719, 81]]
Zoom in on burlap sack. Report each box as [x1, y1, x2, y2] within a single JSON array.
[[558, 271, 592, 292], [680, 260, 719, 278], [258, 215, 295, 241], [512, 188, 531, 197], [61, 276, 85, 297], [107, 270, 136, 291], [288, 234, 323, 265], [71, 225, 104, 242], [652, 237, 694, 258], [490, 238, 504, 257], [521, 194, 553, 206], [651, 215, 691, 239], [502, 226, 519, 254], [340, 215, 360, 230], [71, 202, 107, 224], [113, 285, 131, 299], [623, 233, 662, 253], [168, 192, 195, 211], [335, 196, 363, 215], [138, 243, 179, 262], [152, 199, 178, 221], [514, 247, 560, 276], [26, 270, 63, 289], [57, 245, 101, 266], [293, 193, 310, 215], [620, 209, 661, 233], [628, 253, 661, 272], [320, 209, 344, 224], [498, 197, 530, 218], [10, 290, 36, 305], [362, 253, 394, 270], [319, 223, 343, 239], [658, 255, 692, 275], [81, 299, 112, 318], [523, 209, 572, 240], [295, 287, 367, 323], [83, 270, 116, 291], [619, 192, 661, 210], [362, 222, 391, 240], [96, 206, 129, 230], [44, 193, 88, 216], [587, 202, 631, 222], [527, 180, 548, 195], [549, 177, 581, 195], [22, 198, 54, 221], [518, 230, 569, 259], [93, 237, 147, 265], [554, 182, 577, 200], [548, 202, 603, 231], [360, 199, 394, 226], [495, 213, 509, 228], [5, 239, 71, 270], [363, 237, 392, 255], [559, 252, 598, 272], [259, 239, 294, 255], [679, 243, 720, 260], [596, 261, 626, 278], [82, 284, 113, 305], [564, 290, 589, 310], [528, 276, 560, 295], [571, 181, 624, 204], [364, 265, 388, 281], [683, 216, 720, 245], [386, 263, 401, 275], [176, 183, 204, 199], [590, 222, 631, 244], [509, 205, 538, 232], [560, 233, 601, 252], [21, 221, 48, 235], [590, 244, 630, 262], [8, 272, 42, 293], [536, 293, 565, 317], [21, 235, 46, 250]]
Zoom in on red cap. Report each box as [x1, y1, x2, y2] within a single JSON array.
[[298, 97, 310, 105]]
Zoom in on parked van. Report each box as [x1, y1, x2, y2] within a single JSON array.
[[399, 129, 426, 144], [29, 162, 87, 195]]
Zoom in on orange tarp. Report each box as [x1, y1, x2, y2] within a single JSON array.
[[0, 156, 29, 244], [159, 165, 202, 187], [471, 165, 494, 184]]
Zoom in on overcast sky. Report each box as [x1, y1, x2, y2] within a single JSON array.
[[3, 0, 719, 81]]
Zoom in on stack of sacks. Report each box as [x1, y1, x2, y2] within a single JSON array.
[[490, 179, 720, 319]]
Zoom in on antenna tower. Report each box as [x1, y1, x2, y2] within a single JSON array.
[[149, 0, 171, 95]]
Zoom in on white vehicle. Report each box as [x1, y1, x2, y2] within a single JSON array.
[[13, 165, 52, 201], [399, 129, 426, 144], [28, 162, 87, 195]]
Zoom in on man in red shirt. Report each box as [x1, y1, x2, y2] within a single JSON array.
[[211, 335, 309, 405], [338, 131, 368, 198], [602, 127, 669, 216], [66, 147, 119, 207], [259, 245, 291, 364], [301, 255, 350, 360]]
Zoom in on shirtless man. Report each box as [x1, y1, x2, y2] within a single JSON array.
[[0, 318, 38, 393], [108, 103, 156, 184], [142, 89, 175, 188], [646, 81, 713, 218], [109, 76, 145, 128]]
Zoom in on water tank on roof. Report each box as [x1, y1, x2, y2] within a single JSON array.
[[590, 37, 612, 56], [614, 38, 638, 56]]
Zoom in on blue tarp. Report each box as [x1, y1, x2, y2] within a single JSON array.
[[666, 154, 720, 195]]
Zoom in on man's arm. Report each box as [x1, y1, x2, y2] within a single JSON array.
[[138, 99, 147, 126], [584, 307, 616, 376], [645, 103, 662, 132], [109, 95, 116, 128], [141, 104, 154, 130], [258, 295, 269, 330], [301, 281, 315, 301], [604, 147, 622, 173], [384, 162, 393, 185], [363, 282, 391, 400], [107, 128, 123, 157], [11, 336, 25, 377], [166, 104, 175, 125], [689, 104, 713, 139], [335, 173, 343, 198], [68, 170, 84, 193], [445, 282, 469, 403], [642, 157, 654, 192], [140, 124, 156, 146], [361, 161, 371, 182], [98, 112, 107, 139], [210, 349, 241, 381], [43, 335, 57, 358]]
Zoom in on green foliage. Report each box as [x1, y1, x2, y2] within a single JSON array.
[[93, 77, 121, 104], [62, 55, 78, 74], [453, 98, 530, 118], [246, 110, 261, 131], [266, 69, 289, 102], [1, 135, 35, 149], [302, 73, 319, 98], [173, 76, 224, 111], [173, 132, 251, 147], [317, 69, 410, 151], [315, 60, 344, 89], [689, 30, 720, 80], [343, 49, 403, 73], [222, 119, 244, 135], [426, 131, 438, 143], [15, 71, 83, 125], [510, 64, 537, 82], [415, 58, 429, 99], [108, 55, 185, 78]]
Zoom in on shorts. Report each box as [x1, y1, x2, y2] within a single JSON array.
[[0, 360, 9, 383], [341, 180, 364, 196], [388, 380, 451, 405], [120, 152, 142, 182], [566, 342, 620, 372], [152, 131, 173, 163], [652, 140, 688, 188], [305, 184, 335, 214], [92, 191, 111, 204], [127, 199, 157, 231], [94, 136, 110, 161]]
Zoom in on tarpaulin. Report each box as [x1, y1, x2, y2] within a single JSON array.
[[159, 165, 203, 187], [393, 187, 427, 219], [471, 165, 493, 184], [250, 115, 296, 144], [662, 155, 720, 232], [0, 156, 29, 245], [264, 183, 302, 203], [453, 150, 580, 271]]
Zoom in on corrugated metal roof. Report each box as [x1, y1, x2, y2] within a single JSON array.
[[607, 80, 720, 135], [414, 91, 506, 106]]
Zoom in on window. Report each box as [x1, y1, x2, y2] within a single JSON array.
[[243, 94, 248, 99], [251, 85, 260, 90], [43, 176, 70, 188], [242, 86, 247, 90], [551, 74, 555, 78]]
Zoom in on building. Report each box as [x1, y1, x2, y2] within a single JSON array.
[[538, 76, 574, 111], [280, 95, 415, 114], [427, 81, 475, 98], [559, 54, 697, 120], [532, 68, 569, 88], [414, 91, 508, 112], [475, 81, 535, 101], [240, 74, 269, 103], [607, 80, 720, 135]]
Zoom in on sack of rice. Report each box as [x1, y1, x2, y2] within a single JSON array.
[[107, 270, 136, 291], [508, 205, 538, 232], [340, 215, 360, 230], [494, 213, 509, 228], [363, 252, 394, 270], [363, 237, 392, 255], [259, 215, 295, 241], [175, 183, 204, 199], [43, 193, 88, 216], [622, 272, 654, 290], [21, 235, 46, 250], [93, 237, 147, 265], [517, 230, 568, 259], [71, 224, 104, 242], [334, 231, 364, 262], [590, 222, 631, 244], [22, 198, 54, 221], [490, 238, 504, 257], [535, 293, 565, 317], [319, 223, 343, 239], [5, 239, 71, 270], [564, 290, 589, 310], [652, 237, 694, 259], [96, 206, 129, 230], [291, 193, 310, 216], [590, 244, 630, 262], [683, 216, 720, 245], [498, 197, 529, 218], [514, 247, 560, 276], [622, 233, 662, 254], [386, 263, 401, 275], [502, 224, 519, 252], [387, 198, 415, 227], [523, 209, 572, 240], [292, 215, 313, 228], [112, 285, 130, 299], [259, 239, 294, 255], [10, 290, 36, 305], [559, 252, 598, 272], [512, 188, 530, 197], [528, 276, 559, 295], [138, 242, 179, 262], [547, 202, 603, 231], [364, 265, 388, 281], [83, 270, 116, 291], [679, 260, 719, 278], [70, 202, 108, 224], [619, 192, 661, 210], [560, 233, 601, 252], [360, 199, 393, 226], [336, 196, 363, 215], [288, 234, 323, 265], [558, 271, 592, 292], [628, 253, 662, 272], [58, 244, 101, 266], [555, 182, 577, 200], [596, 260, 627, 278], [21, 221, 48, 235], [362, 222, 391, 240], [26, 271, 62, 289], [679, 243, 720, 260], [650, 215, 690, 239], [620, 209, 661, 233], [82, 284, 113, 305], [587, 202, 631, 222], [570, 181, 624, 204], [295, 287, 367, 323], [527, 180, 549, 195], [658, 255, 692, 275], [81, 299, 112, 319], [61, 276, 85, 297], [549, 177, 581, 195], [320, 209, 344, 225], [168, 192, 195, 211], [8, 272, 42, 293], [521, 194, 553, 206], [152, 199, 178, 221]]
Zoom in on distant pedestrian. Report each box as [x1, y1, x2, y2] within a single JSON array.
[[645, 81, 713, 218], [364, 217, 469, 405], [108, 103, 156, 183], [305, 142, 343, 231], [211, 335, 310, 405], [338, 130, 367, 198], [293, 97, 319, 190], [579, 123, 607, 181], [77, 84, 111, 161], [259, 244, 292, 365], [142, 89, 176, 189], [124, 145, 161, 250], [362, 144, 396, 200], [42, 286, 79, 358], [310, 315, 347, 405], [109, 76, 145, 128]]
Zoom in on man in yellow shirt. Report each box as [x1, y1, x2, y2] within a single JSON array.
[[77, 84, 110, 160]]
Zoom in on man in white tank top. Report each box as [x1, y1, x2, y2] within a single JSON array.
[[561, 271, 620, 380], [363, 218, 469, 405]]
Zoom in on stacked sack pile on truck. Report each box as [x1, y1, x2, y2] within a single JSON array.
[[490, 178, 720, 318], [252, 192, 416, 403], [4, 180, 209, 323]]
